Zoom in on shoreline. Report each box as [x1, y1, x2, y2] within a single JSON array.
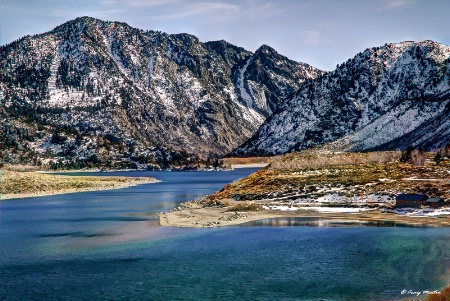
[[1, 170, 160, 201], [1, 178, 159, 201], [159, 200, 450, 228], [165, 151, 450, 229], [0, 166, 262, 202], [5, 162, 266, 175], [231, 163, 269, 169]]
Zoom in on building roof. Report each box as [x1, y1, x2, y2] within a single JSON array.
[[426, 198, 443, 203], [396, 194, 428, 201]]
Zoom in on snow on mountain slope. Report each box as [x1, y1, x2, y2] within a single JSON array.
[[0, 16, 322, 164], [322, 99, 450, 152], [234, 40, 450, 155]]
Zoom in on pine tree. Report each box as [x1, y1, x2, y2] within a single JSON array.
[[400, 145, 415, 163], [434, 152, 442, 165]]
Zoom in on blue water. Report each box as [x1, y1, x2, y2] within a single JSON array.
[[1, 169, 450, 301]]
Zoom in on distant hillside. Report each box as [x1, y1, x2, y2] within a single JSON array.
[[234, 40, 450, 155]]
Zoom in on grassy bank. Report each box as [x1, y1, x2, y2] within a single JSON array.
[[0, 170, 158, 200]]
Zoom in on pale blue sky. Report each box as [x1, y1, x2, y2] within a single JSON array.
[[1, 0, 449, 71]]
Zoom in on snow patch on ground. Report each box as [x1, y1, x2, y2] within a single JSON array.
[[304, 207, 372, 213], [262, 194, 393, 212], [387, 208, 450, 217], [263, 204, 373, 213]]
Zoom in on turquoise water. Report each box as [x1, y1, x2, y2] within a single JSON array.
[[1, 169, 450, 300]]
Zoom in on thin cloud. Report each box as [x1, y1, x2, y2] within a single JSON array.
[[100, 0, 118, 4], [301, 31, 322, 45], [147, 1, 279, 23], [47, 8, 125, 17], [124, 0, 181, 7], [300, 30, 335, 46], [151, 2, 239, 20], [99, 0, 181, 7], [244, 2, 281, 19], [382, 0, 414, 10]]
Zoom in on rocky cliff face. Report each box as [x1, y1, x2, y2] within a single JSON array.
[[234, 40, 450, 155], [0, 17, 322, 167]]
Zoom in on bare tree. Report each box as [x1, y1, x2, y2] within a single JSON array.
[[411, 147, 425, 166]]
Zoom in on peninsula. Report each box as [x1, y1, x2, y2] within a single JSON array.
[[160, 150, 450, 228], [0, 168, 159, 200]]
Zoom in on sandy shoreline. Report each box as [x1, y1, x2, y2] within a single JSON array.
[[159, 200, 450, 228], [231, 163, 269, 169]]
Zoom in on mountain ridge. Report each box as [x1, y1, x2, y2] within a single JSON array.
[[3, 17, 450, 168], [0, 16, 322, 168], [233, 40, 450, 155]]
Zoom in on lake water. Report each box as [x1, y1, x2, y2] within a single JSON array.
[[1, 169, 450, 301]]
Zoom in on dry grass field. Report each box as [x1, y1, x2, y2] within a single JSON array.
[[207, 151, 450, 203], [221, 156, 270, 166], [0, 170, 158, 200]]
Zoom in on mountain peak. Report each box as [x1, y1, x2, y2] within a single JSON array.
[[54, 16, 99, 28], [373, 40, 449, 55], [205, 40, 248, 53], [255, 44, 277, 56], [234, 39, 450, 156], [0, 16, 322, 166], [52, 16, 134, 36], [170, 32, 200, 46]]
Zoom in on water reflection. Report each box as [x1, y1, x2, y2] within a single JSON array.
[[241, 217, 434, 228]]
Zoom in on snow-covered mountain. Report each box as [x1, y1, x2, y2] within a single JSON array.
[[234, 40, 450, 155], [0, 16, 322, 167]]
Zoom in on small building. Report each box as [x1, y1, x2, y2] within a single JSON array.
[[426, 198, 444, 208], [395, 194, 428, 208]]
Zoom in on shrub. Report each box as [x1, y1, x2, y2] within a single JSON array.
[[440, 286, 450, 300], [226, 202, 263, 212], [424, 285, 450, 301], [400, 145, 426, 166], [201, 199, 229, 208], [425, 293, 442, 301]]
